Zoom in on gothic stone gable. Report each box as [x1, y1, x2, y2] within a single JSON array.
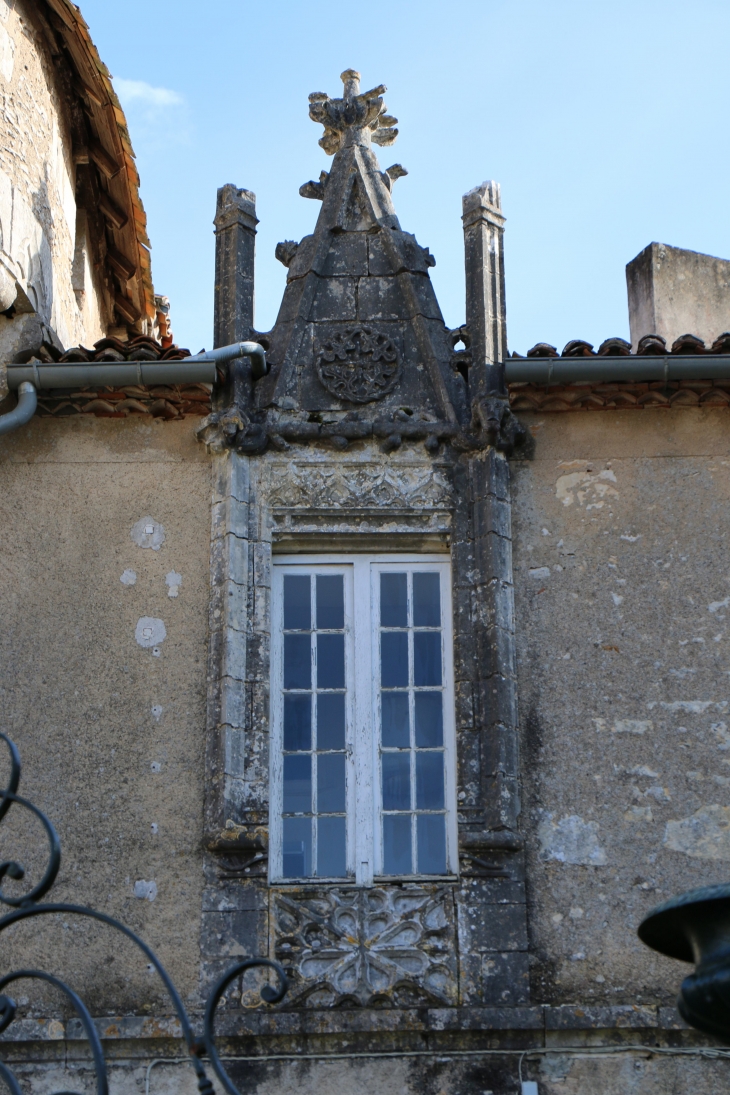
[[257, 72, 466, 426]]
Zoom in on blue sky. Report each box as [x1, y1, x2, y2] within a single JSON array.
[[81, 0, 730, 355]]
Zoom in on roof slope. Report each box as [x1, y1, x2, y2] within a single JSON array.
[[35, 0, 155, 330]]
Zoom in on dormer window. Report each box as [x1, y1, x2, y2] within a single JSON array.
[[270, 555, 456, 885]]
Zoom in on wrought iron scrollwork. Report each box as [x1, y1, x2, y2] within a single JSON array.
[[0, 732, 287, 1094]]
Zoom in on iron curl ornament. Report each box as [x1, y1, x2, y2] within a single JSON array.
[[0, 732, 287, 1095]]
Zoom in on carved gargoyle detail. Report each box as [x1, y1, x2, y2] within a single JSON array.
[[196, 407, 268, 455], [308, 69, 398, 155], [275, 240, 300, 267], [298, 171, 329, 201], [471, 395, 529, 457], [381, 163, 408, 191]]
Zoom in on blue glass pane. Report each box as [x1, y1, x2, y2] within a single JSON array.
[[317, 575, 344, 630], [284, 634, 311, 689], [283, 817, 312, 877], [283, 754, 311, 813], [317, 816, 347, 877], [417, 815, 446, 874], [383, 814, 412, 875], [380, 573, 407, 627], [284, 575, 310, 630], [381, 692, 409, 748], [284, 694, 311, 751], [317, 633, 345, 689], [414, 632, 442, 686], [317, 693, 345, 750], [317, 753, 346, 813], [381, 632, 408, 688], [382, 752, 411, 810], [414, 692, 443, 747], [416, 752, 444, 809], [413, 573, 440, 627]]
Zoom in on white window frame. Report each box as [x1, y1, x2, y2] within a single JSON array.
[[270, 554, 457, 887]]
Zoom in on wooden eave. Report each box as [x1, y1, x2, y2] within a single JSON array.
[[39, 0, 155, 328]]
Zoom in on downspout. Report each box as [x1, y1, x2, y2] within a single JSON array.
[[0, 342, 267, 438], [0, 381, 37, 437]]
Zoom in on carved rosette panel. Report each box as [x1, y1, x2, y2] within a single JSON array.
[[265, 461, 452, 510], [272, 886, 457, 1007], [316, 327, 400, 404]]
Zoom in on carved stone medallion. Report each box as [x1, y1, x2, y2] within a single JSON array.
[[272, 886, 457, 1008], [316, 326, 400, 403]]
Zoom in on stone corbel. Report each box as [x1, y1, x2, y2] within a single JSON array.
[[197, 356, 269, 454], [459, 830, 523, 878], [471, 394, 531, 457], [460, 829, 524, 853], [207, 821, 268, 856]]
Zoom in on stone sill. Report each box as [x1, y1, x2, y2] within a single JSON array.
[[0, 1004, 694, 1045]]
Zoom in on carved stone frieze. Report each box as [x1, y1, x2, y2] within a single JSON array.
[[317, 326, 400, 404], [272, 886, 457, 1007], [265, 460, 452, 510]]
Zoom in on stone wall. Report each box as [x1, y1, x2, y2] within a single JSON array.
[[0, 415, 210, 1010], [0, 0, 108, 354], [512, 407, 730, 1008]]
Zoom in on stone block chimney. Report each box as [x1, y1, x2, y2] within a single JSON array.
[[626, 242, 730, 350]]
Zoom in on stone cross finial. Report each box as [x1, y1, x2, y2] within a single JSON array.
[[308, 70, 399, 154]]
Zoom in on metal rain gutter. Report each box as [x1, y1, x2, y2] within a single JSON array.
[[505, 354, 730, 385], [0, 341, 267, 438]]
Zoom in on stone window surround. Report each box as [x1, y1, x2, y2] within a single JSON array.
[[202, 444, 527, 1007], [204, 445, 523, 881]]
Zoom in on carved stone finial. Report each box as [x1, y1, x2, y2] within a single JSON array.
[[340, 68, 361, 98], [308, 71, 398, 155]]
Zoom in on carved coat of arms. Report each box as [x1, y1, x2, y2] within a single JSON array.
[[316, 326, 400, 403]]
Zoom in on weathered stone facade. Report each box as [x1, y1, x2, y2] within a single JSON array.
[[0, 0, 158, 367], [3, 64, 730, 1095]]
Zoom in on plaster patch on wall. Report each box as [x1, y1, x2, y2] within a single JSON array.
[[529, 567, 550, 580], [133, 880, 158, 901], [556, 466, 618, 509], [130, 517, 165, 551], [537, 814, 607, 865], [614, 719, 652, 735], [712, 722, 730, 749], [709, 597, 730, 615], [135, 617, 166, 649], [594, 719, 652, 735], [664, 805, 730, 860], [165, 571, 182, 597], [660, 700, 716, 714], [120, 569, 137, 586], [624, 806, 653, 822]]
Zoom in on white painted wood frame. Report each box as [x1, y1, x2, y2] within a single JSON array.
[[270, 554, 457, 886]]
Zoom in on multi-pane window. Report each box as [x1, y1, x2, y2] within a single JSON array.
[[378, 571, 447, 876], [270, 556, 455, 885]]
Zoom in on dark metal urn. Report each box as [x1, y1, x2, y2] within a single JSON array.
[[638, 883, 730, 1040]]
